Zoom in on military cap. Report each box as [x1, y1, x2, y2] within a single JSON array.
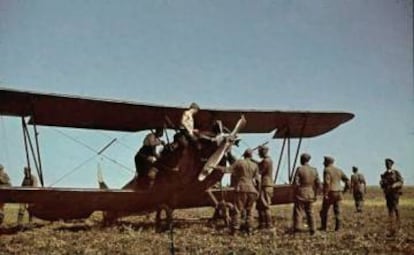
[[243, 148, 253, 158], [385, 158, 394, 165], [258, 145, 269, 152], [300, 153, 311, 161], [0, 164, 3, 170], [324, 156, 334, 164], [189, 102, 200, 110], [352, 166, 358, 172]]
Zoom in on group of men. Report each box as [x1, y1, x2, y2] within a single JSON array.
[[131, 102, 405, 236], [0, 164, 38, 226], [218, 148, 404, 236]]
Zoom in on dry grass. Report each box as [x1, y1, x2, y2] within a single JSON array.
[[1, 187, 414, 254]]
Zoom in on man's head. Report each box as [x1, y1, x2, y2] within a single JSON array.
[[189, 102, 200, 114], [155, 127, 163, 137], [323, 156, 334, 167], [243, 148, 253, 159], [24, 166, 31, 176], [385, 158, 394, 169], [352, 166, 358, 173], [258, 145, 269, 158], [0, 164, 3, 171], [300, 153, 311, 165]]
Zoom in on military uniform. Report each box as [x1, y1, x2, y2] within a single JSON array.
[[350, 170, 366, 212], [17, 170, 38, 225], [293, 163, 320, 234], [0, 165, 11, 225], [320, 157, 349, 231], [380, 159, 403, 235], [256, 155, 274, 229], [229, 157, 259, 234], [134, 131, 163, 188]]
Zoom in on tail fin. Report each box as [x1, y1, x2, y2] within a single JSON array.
[[97, 163, 109, 189]]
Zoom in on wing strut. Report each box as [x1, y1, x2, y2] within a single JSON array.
[[21, 117, 44, 186], [273, 118, 307, 184], [289, 118, 307, 183]]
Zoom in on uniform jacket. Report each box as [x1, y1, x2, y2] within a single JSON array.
[[323, 165, 349, 194], [0, 170, 11, 186], [230, 158, 259, 194], [259, 157, 273, 187], [351, 173, 366, 194], [21, 174, 38, 187], [380, 169, 403, 195], [294, 164, 321, 201]]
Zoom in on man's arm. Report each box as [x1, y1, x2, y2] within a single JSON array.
[[392, 170, 404, 189], [341, 171, 350, 192]]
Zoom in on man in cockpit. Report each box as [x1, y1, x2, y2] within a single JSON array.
[[134, 127, 164, 188]]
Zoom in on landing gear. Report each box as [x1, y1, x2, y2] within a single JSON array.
[[155, 204, 173, 232]]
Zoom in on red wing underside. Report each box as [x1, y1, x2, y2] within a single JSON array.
[[0, 185, 294, 214], [0, 88, 354, 138]]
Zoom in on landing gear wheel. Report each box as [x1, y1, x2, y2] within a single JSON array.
[[155, 204, 173, 232]]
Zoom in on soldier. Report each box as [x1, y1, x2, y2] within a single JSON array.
[[319, 156, 349, 231], [256, 145, 274, 230], [350, 166, 366, 213], [180, 102, 200, 141], [217, 149, 260, 235], [134, 127, 164, 188], [292, 153, 321, 235], [380, 158, 403, 235], [17, 167, 38, 226], [0, 164, 11, 225]]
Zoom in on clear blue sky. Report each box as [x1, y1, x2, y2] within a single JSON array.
[[0, 0, 413, 187]]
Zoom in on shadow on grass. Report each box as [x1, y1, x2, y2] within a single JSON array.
[[0, 222, 47, 235]]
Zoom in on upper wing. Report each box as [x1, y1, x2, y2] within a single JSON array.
[[0, 88, 354, 138]]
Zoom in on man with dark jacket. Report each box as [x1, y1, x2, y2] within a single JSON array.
[[380, 158, 403, 236]]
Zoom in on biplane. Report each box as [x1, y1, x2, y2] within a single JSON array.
[[0, 88, 354, 228]]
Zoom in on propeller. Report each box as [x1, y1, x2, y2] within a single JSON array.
[[198, 115, 246, 181]]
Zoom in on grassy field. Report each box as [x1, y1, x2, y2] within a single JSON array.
[[1, 187, 413, 254]]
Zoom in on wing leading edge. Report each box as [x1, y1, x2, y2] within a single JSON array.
[[0, 88, 354, 138]]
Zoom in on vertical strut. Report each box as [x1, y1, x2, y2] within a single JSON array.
[[273, 136, 286, 184], [32, 121, 44, 186], [290, 136, 303, 181], [287, 136, 291, 183], [21, 117, 31, 171]]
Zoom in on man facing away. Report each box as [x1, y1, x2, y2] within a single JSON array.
[[0, 164, 11, 225], [319, 156, 349, 231], [380, 158, 403, 236], [17, 166, 38, 226], [134, 127, 164, 188], [350, 166, 366, 213], [256, 145, 274, 230], [217, 149, 260, 235], [292, 153, 321, 235]]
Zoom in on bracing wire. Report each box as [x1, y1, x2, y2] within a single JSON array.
[[51, 128, 134, 173], [48, 154, 98, 187]]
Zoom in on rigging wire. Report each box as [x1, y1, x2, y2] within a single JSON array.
[[48, 154, 98, 187], [51, 128, 134, 173]]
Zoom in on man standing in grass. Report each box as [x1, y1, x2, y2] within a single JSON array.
[[350, 166, 366, 213], [319, 156, 349, 232], [0, 164, 11, 225], [17, 166, 38, 227], [380, 158, 404, 236], [292, 153, 321, 235]]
